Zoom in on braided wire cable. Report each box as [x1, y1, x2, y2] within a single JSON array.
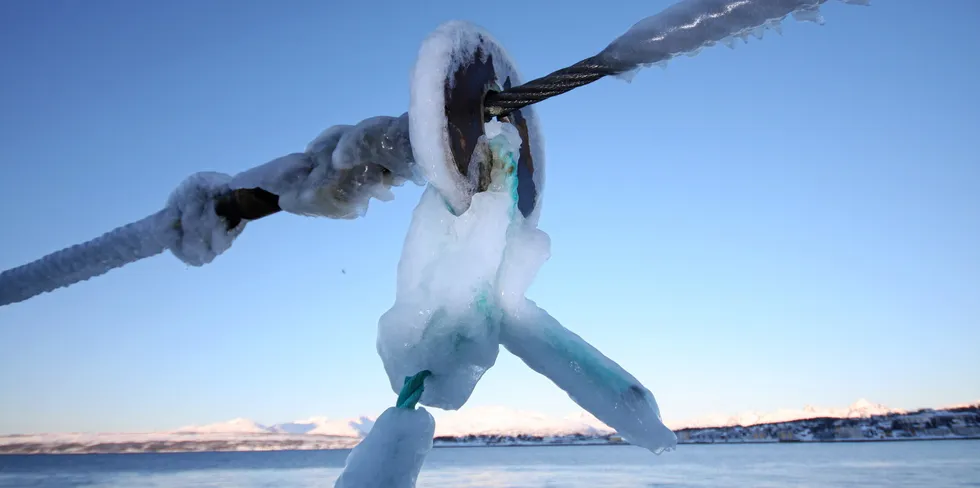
[[484, 0, 867, 119], [484, 56, 629, 119]]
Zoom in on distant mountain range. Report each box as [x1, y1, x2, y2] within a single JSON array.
[[174, 416, 376, 438], [2, 399, 976, 454], [172, 406, 612, 439], [169, 399, 927, 438], [668, 398, 903, 430]]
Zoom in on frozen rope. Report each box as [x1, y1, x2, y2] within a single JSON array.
[[1, 0, 870, 310], [0, 114, 420, 307], [395, 370, 432, 410], [484, 0, 870, 118], [0, 211, 174, 307]]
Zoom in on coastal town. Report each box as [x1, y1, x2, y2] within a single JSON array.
[[432, 404, 980, 447], [672, 404, 980, 444]]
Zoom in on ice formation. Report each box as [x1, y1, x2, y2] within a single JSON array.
[[333, 407, 434, 488], [228, 113, 419, 220], [500, 301, 676, 453], [408, 21, 546, 225], [596, 0, 870, 78], [377, 120, 523, 410], [356, 18, 677, 486], [0, 0, 873, 485], [167, 172, 246, 266], [0, 114, 418, 306]]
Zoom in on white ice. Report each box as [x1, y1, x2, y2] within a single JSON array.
[[596, 0, 870, 78], [376, 121, 522, 410], [333, 407, 434, 488], [0, 113, 422, 307], [0, 209, 174, 307], [231, 114, 419, 220], [377, 117, 676, 453], [167, 171, 246, 266], [501, 300, 677, 453], [408, 21, 546, 226]]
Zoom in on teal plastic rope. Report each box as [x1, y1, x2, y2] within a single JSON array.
[[395, 370, 432, 409]]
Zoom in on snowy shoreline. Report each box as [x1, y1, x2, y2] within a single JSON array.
[[4, 401, 977, 455], [2, 436, 979, 456]]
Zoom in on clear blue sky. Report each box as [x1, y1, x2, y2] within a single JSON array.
[[1, 1, 977, 435]]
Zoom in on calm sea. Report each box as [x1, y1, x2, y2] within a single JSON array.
[[1, 440, 977, 487]]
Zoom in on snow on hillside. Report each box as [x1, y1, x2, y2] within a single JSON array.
[[306, 417, 374, 438], [668, 399, 905, 430], [266, 417, 326, 435], [175, 418, 269, 434], [431, 406, 613, 438], [168, 408, 609, 440], [940, 400, 980, 410], [2, 398, 957, 447]]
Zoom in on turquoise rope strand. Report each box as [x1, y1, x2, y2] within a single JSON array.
[[395, 370, 432, 409]]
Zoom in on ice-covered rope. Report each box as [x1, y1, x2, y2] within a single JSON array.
[[484, 0, 870, 118], [0, 0, 869, 310], [0, 114, 420, 307], [0, 210, 175, 307], [333, 371, 435, 488], [395, 371, 432, 410]]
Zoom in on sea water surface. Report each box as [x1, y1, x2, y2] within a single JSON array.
[[1, 440, 978, 487]]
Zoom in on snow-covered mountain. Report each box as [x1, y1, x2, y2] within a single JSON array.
[[167, 399, 904, 438], [171, 409, 604, 439], [939, 400, 980, 410], [175, 418, 269, 434], [177, 416, 374, 438], [669, 399, 904, 430], [432, 406, 613, 438], [9, 398, 942, 445], [4, 399, 973, 454]]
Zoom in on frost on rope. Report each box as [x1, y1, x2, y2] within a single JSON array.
[[333, 407, 434, 488], [408, 21, 546, 225], [377, 121, 523, 410], [0, 171, 242, 306], [596, 0, 870, 78], [0, 112, 422, 306], [230, 114, 420, 220], [0, 210, 173, 307], [166, 172, 245, 266]]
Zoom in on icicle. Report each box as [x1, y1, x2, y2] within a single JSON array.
[[766, 18, 784, 35], [793, 6, 825, 25]]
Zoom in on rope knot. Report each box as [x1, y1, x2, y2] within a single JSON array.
[[165, 172, 245, 267]]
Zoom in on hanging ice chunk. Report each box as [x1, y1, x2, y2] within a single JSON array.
[[792, 6, 825, 25], [378, 20, 548, 410], [500, 300, 677, 454], [333, 407, 435, 488], [377, 122, 526, 410], [766, 18, 784, 35], [594, 0, 870, 78]]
